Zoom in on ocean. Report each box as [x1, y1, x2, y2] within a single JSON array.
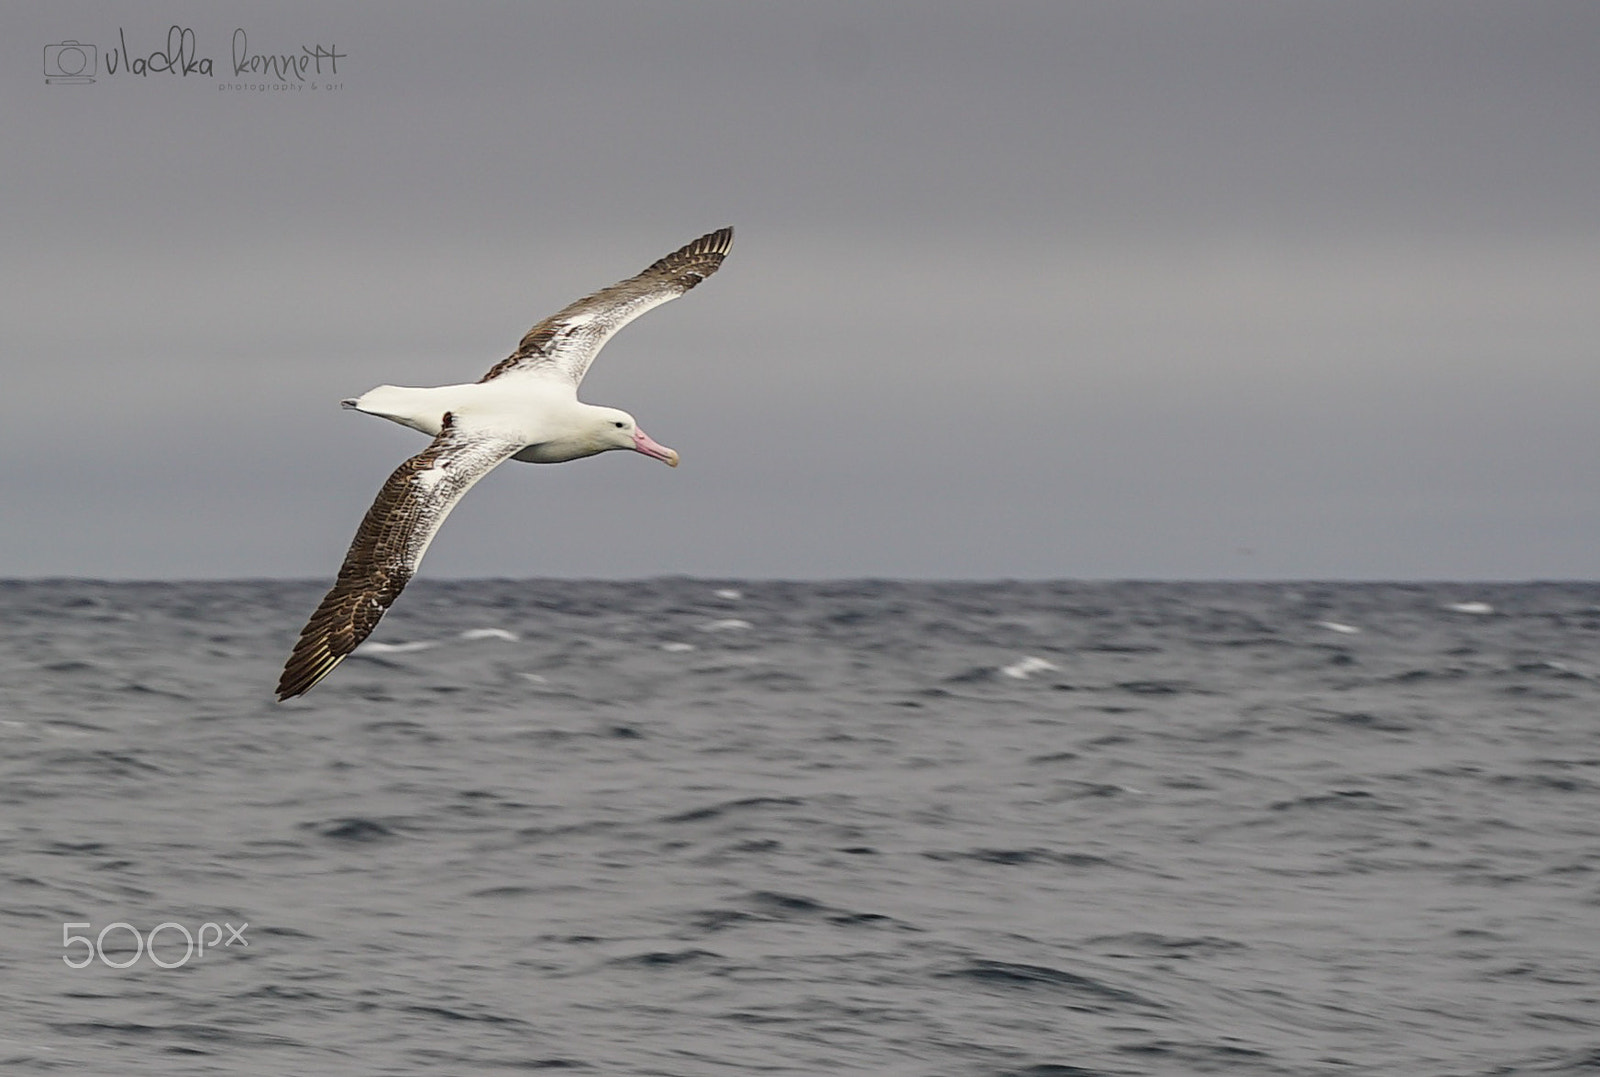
[[1, 578, 1596, 1075]]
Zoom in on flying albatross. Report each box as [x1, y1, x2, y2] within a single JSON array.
[[276, 226, 733, 700]]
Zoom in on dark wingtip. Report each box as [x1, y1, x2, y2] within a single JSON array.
[[275, 666, 310, 701], [700, 226, 733, 255], [275, 650, 345, 701], [645, 227, 734, 285]]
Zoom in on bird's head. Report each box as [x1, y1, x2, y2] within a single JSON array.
[[592, 407, 679, 467]]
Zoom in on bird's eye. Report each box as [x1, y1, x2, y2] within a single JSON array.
[[613, 421, 626, 429]]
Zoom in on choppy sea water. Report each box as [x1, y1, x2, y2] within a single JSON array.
[[1, 579, 1597, 1076]]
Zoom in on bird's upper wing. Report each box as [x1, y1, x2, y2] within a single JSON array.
[[277, 415, 525, 700], [478, 226, 732, 387]]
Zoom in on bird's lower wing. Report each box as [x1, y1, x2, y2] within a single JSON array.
[[478, 226, 732, 386], [277, 416, 524, 700]]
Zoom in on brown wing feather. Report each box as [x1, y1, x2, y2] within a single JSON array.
[[277, 417, 521, 700], [479, 226, 733, 385]]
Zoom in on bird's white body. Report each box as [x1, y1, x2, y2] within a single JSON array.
[[343, 380, 643, 464]]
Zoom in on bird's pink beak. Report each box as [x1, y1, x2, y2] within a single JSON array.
[[632, 426, 679, 467]]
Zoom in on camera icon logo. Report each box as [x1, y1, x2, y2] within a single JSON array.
[[44, 40, 97, 84]]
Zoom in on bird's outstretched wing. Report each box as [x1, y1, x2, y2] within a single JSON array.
[[277, 415, 524, 700], [478, 226, 733, 386]]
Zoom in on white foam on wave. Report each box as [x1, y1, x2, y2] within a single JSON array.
[[1316, 621, 1362, 635], [699, 619, 753, 632], [660, 641, 696, 652], [713, 588, 742, 600], [460, 628, 519, 642], [1002, 655, 1058, 679], [360, 641, 437, 654], [1444, 601, 1494, 615]]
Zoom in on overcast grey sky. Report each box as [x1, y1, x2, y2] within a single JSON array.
[[5, 1, 1598, 580]]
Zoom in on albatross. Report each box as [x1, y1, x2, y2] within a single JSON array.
[[276, 226, 733, 700]]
